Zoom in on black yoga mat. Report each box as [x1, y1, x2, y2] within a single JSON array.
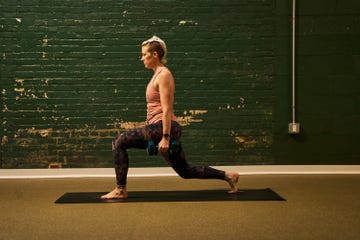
[[54, 188, 285, 204]]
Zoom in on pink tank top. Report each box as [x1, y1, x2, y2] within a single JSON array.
[[146, 68, 177, 124]]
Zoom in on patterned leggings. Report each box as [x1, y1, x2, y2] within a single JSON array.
[[112, 121, 226, 187]]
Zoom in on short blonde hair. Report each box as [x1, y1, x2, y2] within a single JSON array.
[[142, 36, 167, 65]]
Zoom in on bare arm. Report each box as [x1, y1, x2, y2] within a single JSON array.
[[154, 70, 175, 153]]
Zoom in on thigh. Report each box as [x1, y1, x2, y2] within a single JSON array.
[[115, 121, 169, 149], [143, 121, 163, 144], [114, 126, 148, 149], [144, 121, 182, 144]]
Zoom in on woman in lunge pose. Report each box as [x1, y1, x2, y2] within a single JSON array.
[[101, 36, 239, 199]]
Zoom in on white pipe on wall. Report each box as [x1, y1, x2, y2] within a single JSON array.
[[289, 0, 300, 134], [292, 0, 296, 123]]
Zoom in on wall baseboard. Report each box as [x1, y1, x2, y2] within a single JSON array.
[[1, 165, 360, 179]]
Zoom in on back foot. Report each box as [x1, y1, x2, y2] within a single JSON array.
[[225, 172, 240, 194]]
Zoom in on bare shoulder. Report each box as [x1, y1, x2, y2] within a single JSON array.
[[159, 68, 173, 80], [156, 68, 174, 86]]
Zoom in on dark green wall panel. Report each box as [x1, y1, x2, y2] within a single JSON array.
[[274, 0, 360, 164]]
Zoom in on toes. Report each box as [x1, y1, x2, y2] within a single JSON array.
[[100, 194, 111, 199], [228, 189, 238, 194]]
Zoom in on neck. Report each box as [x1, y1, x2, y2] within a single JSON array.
[[152, 64, 165, 73]]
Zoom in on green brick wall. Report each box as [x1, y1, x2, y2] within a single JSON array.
[[1, 0, 359, 168]]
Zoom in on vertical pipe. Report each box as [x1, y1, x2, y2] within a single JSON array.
[[292, 0, 296, 124], [288, 0, 300, 134]]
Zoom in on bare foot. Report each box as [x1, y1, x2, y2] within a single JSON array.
[[101, 187, 128, 199], [225, 172, 240, 194]]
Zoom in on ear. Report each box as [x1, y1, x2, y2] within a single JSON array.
[[152, 51, 159, 59]]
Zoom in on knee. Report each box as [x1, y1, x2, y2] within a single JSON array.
[[174, 166, 193, 179], [112, 133, 125, 151], [177, 171, 191, 179]]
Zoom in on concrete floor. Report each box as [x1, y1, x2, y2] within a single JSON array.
[[0, 175, 359, 240]]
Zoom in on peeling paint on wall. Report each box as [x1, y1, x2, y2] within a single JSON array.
[[9, 108, 210, 166], [107, 110, 208, 131], [2, 104, 8, 112], [13, 78, 49, 100], [151, 19, 171, 25], [16, 128, 53, 138], [1, 136, 8, 145], [1, 88, 8, 112], [218, 97, 246, 111], [119, 121, 147, 130], [15, 79, 24, 85], [9, 108, 207, 152], [230, 130, 273, 152], [177, 110, 207, 126], [42, 35, 48, 46], [179, 20, 198, 26]]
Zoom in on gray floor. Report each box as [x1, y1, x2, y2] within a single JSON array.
[[1, 175, 359, 240]]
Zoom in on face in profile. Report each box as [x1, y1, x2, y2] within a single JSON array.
[[141, 45, 158, 69]]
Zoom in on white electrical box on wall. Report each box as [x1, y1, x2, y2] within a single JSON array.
[[288, 122, 300, 134]]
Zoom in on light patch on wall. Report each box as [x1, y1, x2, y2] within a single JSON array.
[[12, 109, 209, 163], [107, 119, 147, 131], [15, 79, 24, 85], [218, 97, 246, 111], [177, 109, 207, 126], [48, 162, 62, 168], [230, 130, 256, 150], [17, 127, 53, 138], [14, 87, 25, 93], [17, 139, 32, 147], [234, 136, 246, 143], [120, 121, 146, 130], [185, 110, 207, 115], [179, 20, 198, 26], [1, 135, 8, 145], [42, 35, 48, 46], [2, 103, 8, 112], [230, 130, 273, 152], [14, 78, 49, 100], [151, 19, 170, 25], [108, 109, 208, 131], [2, 89, 8, 112], [38, 129, 50, 137]]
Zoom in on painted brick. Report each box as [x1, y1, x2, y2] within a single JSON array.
[[1, 0, 275, 168], [1, 0, 359, 168]]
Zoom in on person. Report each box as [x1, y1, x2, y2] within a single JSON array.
[[101, 36, 239, 199]]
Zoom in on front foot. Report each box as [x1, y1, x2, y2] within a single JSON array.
[[101, 187, 128, 199]]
